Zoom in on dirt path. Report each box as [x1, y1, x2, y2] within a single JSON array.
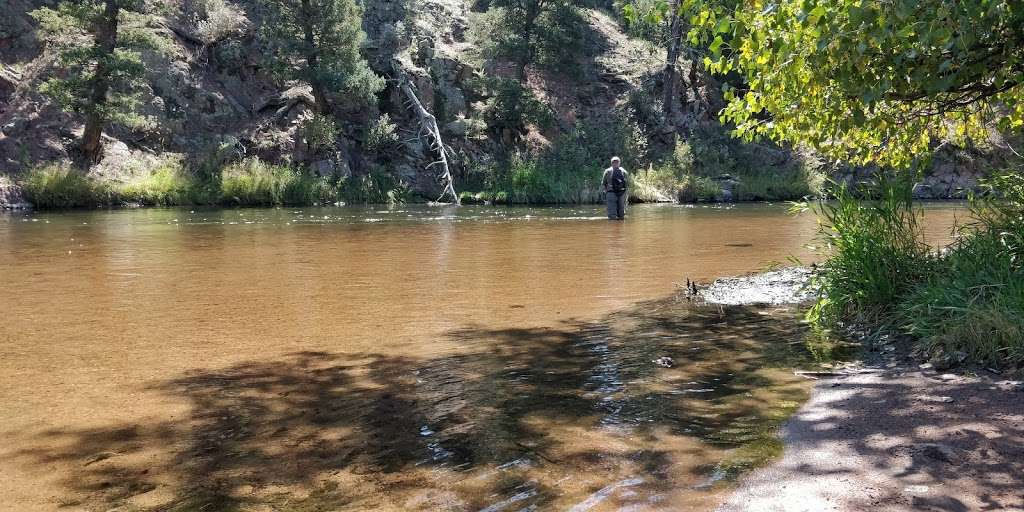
[[699, 269, 1024, 512], [717, 364, 1024, 511]]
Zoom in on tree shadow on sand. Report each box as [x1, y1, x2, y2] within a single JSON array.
[[738, 375, 1024, 511], [13, 297, 831, 511]]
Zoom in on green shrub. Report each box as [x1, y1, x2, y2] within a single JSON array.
[[734, 168, 821, 201], [300, 114, 339, 153], [457, 191, 495, 204], [365, 113, 399, 154], [479, 78, 555, 133], [491, 114, 646, 204], [676, 175, 722, 202], [807, 179, 935, 327], [120, 160, 199, 206], [220, 158, 335, 206], [897, 172, 1024, 367], [21, 164, 111, 208], [338, 167, 410, 204]]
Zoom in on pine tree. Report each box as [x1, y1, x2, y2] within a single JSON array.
[[30, 1, 157, 162], [485, 0, 585, 79], [260, 0, 383, 114]]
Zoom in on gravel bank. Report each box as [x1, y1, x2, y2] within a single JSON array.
[[717, 365, 1024, 511], [703, 269, 1024, 511], [700, 267, 817, 306]]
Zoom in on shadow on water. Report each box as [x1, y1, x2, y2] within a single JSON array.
[[13, 296, 839, 511]]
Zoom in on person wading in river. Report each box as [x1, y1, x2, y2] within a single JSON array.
[[602, 156, 629, 220]]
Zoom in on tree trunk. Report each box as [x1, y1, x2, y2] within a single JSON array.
[[299, 0, 328, 113], [688, 50, 700, 115], [81, 0, 120, 162], [662, 0, 682, 121], [400, 79, 460, 205]]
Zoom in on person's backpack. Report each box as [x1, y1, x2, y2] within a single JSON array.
[[611, 168, 627, 192]]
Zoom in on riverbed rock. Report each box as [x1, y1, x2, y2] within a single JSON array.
[[310, 159, 335, 177], [0, 178, 27, 208], [653, 356, 675, 368], [700, 267, 816, 305], [445, 118, 470, 137], [914, 395, 955, 404]]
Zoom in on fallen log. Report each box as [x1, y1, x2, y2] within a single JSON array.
[[398, 77, 460, 205]]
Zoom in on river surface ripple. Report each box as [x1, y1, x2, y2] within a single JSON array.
[[0, 203, 966, 511]]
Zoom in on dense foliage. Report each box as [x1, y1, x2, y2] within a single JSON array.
[[478, 0, 588, 77], [806, 180, 934, 327], [688, 0, 1024, 168], [258, 0, 383, 112], [806, 177, 1024, 368]]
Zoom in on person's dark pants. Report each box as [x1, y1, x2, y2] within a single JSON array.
[[606, 191, 626, 220]]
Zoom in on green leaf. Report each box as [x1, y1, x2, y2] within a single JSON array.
[[710, 35, 724, 54]]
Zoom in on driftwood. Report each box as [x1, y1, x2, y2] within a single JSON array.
[[398, 78, 460, 205]]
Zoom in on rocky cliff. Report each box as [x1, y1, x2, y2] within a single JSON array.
[[1, 0, 677, 199]]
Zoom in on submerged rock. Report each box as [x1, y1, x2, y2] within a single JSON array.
[[653, 356, 674, 368]]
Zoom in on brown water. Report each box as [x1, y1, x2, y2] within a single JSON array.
[[0, 203, 966, 511]]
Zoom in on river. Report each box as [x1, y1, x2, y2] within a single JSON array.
[[0, 203, 966, 511]]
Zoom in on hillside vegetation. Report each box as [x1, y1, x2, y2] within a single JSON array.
[[0, 0, 1013, 207]]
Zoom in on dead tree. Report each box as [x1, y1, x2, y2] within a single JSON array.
[[399, 78, 460, 205]]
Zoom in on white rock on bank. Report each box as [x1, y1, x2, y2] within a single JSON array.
[[699, 267, 818, 306]]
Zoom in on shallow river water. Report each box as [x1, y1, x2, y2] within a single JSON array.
[[0, 203, 966, 511]]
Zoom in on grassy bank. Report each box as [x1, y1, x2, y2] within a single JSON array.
[[17, 120, 826, 209], [19, 158, 413, 208], [807, 174, 1024, 370], [459, 129, 824, 205]]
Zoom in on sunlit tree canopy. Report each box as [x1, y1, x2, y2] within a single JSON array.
[[682, 0, 1024, 167]]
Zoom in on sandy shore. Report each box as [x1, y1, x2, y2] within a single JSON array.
[[702, 268, 1024, 512], [717, 363, 1024, 511]]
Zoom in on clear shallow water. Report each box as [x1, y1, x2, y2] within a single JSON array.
[[0, 203, 966, 511]]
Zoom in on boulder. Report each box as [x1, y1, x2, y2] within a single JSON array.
[[444, 119, 469, 137], [1, 117, 28, 136], [0, 65, 19, 103], [310, 159, 335, 177], [0, 179, 26, 209], [912, 182, 933, 199]]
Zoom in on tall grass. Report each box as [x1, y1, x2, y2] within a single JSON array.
[[476, 114, 645, 204], [897, 173, 1024, 366], [21, 164, 113, 208], [120, 160, 201, 206], [733, 168, 823, 201], [809, 173, 1024, 369], [337, 168, 411, 204], [220, 158, 335, 206], [807, 179, 935, 327], [22, 158, 345, 208]]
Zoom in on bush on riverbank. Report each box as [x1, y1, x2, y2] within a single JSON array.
[[220, 159, 335, 206], [120, 159, 202, 206], [21, 165, 113, 208], [18, 158, 418, 208], [809, 175, 1024, 369], [459, 126, 825, 205], [899, 173, 1024, 366]]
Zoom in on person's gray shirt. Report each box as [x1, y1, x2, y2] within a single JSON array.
[[602, 166, 629, 192]]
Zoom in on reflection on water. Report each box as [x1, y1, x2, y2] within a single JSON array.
[[0, 203, 965, 511]]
